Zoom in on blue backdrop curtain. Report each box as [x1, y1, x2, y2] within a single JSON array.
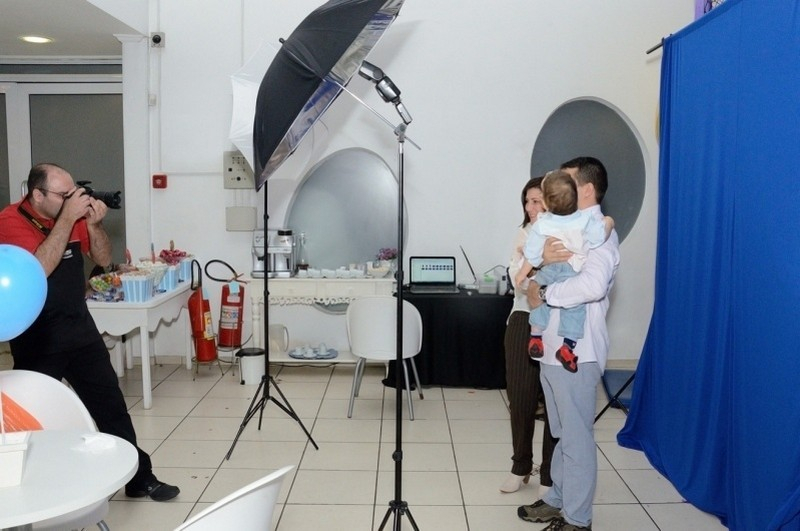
[[617, 1, 800, 529]]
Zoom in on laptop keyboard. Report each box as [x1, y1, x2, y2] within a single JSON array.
[[408, 285, 460, 294]]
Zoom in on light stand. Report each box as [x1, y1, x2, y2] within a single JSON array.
[[225, 187, 318, 460], [594, 371, 635, 423], [359, 61, 419, 531]]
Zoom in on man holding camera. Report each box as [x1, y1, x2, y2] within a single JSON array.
[[0, 162, 180, 502]]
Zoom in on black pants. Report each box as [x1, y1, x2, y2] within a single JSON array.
[[504, 310, 557, 484], [12, 336, 154, 487]]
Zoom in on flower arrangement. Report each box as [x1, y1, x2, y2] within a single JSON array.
[[376, 247, 397, 261]]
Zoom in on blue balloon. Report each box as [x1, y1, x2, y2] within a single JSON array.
[[0, 244, 48, 341]]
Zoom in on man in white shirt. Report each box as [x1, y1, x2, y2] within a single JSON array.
[[517, 157, 620, 531]]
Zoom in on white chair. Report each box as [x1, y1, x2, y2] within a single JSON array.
[[346, 296, 424, 420], [0, 369, 110, 531], [173, 465, 294, 531]]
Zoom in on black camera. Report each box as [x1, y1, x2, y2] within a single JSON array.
[[76, 180, 122, 210]]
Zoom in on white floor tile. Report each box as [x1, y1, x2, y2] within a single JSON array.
[[375, 470, 463, 505], [644, 502, 727, 530], [378, 442, 456, 471], [311, 418, 381, 442], [279, 503, 374, 530], [300, 441, 380, 471], [619, 469, 686, 503], [289, 470, 376, 504]]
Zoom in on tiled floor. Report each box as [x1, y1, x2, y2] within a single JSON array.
[[3, 351, 727, 530]]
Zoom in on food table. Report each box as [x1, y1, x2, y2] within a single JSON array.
[[86, 282, 192, 409], [0, 430, 138, 530]]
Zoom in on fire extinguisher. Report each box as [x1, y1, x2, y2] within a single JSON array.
[[204, 259, 245, 349], [188, 260, 217, 362]]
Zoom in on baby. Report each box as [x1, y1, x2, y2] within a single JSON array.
[[515, 170, 614, 372]]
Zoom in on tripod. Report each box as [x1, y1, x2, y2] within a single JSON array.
[[594, 371, 635, 423], [377, 125, 418, 531], [225, 185, 318, 460]]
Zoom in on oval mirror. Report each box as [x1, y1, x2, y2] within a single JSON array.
[[530, 99, 646, 243], [286, 147, 407, 270]]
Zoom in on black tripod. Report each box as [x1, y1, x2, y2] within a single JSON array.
[[594, 371, 635, 423], [377, 125, 418, 531], [225, 189, 318, 460]]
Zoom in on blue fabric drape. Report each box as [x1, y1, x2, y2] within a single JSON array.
[[617, 1, 800, 529]]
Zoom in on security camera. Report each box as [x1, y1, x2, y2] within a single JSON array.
[[150, 32, 165, 48]]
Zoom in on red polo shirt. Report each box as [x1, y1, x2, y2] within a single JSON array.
[[0, 199, 90, 255]]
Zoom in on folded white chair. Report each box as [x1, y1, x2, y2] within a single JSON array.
[[173, 465, 294, 530]]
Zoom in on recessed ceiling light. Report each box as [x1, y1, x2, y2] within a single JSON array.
[[21, 36, 53, 44]]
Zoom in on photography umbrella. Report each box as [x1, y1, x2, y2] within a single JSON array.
[[252, 0, 404, 188], [229, 41, 324, 178]]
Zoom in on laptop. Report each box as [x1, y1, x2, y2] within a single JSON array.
[[408, 256, 460, 294]]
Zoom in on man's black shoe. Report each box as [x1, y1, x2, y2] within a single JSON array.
[[125, 477, 180, 501]]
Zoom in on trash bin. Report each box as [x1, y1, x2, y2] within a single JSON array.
[[236, 348, 265, 385]]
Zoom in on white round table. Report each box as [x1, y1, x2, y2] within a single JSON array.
[[0, 430, 138, 530]]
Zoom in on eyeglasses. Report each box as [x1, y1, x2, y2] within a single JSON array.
[[36, 188, 70, 200]]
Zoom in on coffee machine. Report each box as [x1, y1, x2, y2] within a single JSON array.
[[267, 229, 295, 278], [251, 231, 265, 278]]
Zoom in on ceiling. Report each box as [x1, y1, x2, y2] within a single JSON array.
[[0, 0, 139, 58]]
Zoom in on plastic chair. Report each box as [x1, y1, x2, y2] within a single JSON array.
[[0, 369, 110, 531], [173, 465, 294, 531], [346, 296, 424, 420]]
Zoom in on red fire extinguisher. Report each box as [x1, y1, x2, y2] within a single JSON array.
[[204, 259, 245, 349], [188, 260, 217, 362]]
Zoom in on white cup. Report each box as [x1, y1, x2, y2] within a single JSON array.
[[318, 342, 327, 356]]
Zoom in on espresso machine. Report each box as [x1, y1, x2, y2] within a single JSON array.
[[267, 229, 295, 278], [251, 231, 266, 278]]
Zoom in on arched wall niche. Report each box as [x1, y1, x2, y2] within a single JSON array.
[[530, 99, 646, 243]]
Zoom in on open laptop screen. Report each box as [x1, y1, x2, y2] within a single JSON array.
[[409, 256, 456, 286]]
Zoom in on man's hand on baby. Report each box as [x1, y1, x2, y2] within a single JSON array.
[[541, 237, 572, 265]]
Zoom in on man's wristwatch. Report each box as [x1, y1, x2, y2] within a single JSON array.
[[538, 285, 548, 303]]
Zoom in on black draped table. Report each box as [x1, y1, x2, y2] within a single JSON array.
[[387, 291, 513, 389]]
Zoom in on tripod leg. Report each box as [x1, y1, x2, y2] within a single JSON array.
[[594, 372, 635, 423], [267, 375, 319, 450], [225, 375, 268, 460]]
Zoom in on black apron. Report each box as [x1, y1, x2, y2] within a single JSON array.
[[10, 240, 98, 357]]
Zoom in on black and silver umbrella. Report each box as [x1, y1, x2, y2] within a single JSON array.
[[252, 0, 404, 189]]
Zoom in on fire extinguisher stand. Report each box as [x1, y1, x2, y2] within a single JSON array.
[[225, 209, 318, 460]]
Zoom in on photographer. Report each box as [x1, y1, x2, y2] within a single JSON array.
[[0, 162, 180, 502]]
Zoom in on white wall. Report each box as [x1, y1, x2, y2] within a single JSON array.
[[114, 0, 694, 360]]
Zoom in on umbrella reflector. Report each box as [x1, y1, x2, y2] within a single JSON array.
[[253, 0, 404, 189]]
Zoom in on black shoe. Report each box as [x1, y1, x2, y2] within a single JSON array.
[[125, 477, 180, 501]]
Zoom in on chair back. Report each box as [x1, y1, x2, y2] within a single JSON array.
[[174, 465, 294, 531], [0, 369, 95, 431], [346, 296, 422, 361], [0, 370, 106, 531]]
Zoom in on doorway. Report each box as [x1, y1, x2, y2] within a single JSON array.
[[1, 82, 125, 272]]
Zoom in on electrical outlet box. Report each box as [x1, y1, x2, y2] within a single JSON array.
[[225, 207, 257, 231], [223, 151, 255, 189]]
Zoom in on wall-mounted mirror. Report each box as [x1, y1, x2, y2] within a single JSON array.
[[530, 99, 646, 243], [286, 147, 407, 270]]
